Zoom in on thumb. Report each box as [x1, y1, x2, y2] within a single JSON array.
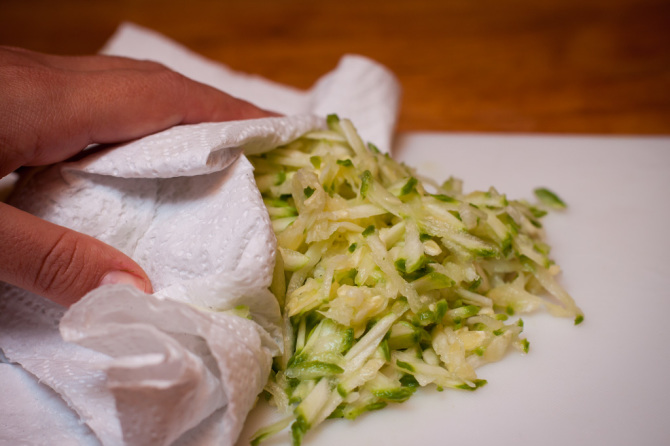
[[0, 202, 152, 306]]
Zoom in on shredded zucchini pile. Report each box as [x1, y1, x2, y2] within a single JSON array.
[[248, 116, 583, 445]]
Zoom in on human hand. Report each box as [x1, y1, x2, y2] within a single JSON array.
[[0, 46, 277, 306]]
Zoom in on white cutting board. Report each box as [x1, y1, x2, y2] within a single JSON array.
[[238, 132, 670, 446], [2, 133, 669, 445]]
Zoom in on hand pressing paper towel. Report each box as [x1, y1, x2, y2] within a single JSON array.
[[102, 22, 400, 154], [1, 115, 321, 446], [0, 24, 401, 446]]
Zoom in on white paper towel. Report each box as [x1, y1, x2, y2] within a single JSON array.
[[0, 23, 400, 446], [0, 362, 99, 445]]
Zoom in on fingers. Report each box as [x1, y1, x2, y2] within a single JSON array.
[[0, 202, 152, 307], [1, 45, 166, 71], [0, 46, 279, 306], [68, 67, 276, 144], [0, 46, 279, 176]]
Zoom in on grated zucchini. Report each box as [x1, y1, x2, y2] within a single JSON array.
[[248, 116, 582, 445]]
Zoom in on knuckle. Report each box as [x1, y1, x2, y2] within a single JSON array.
[[0, 64, 69, 165], [158, 66, 189, 92], [0, 65, 47, 163], [152, 67, 192, 114], [34, 231, 88, 296]]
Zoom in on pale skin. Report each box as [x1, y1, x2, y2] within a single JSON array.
[[0, 46, 277, 307]]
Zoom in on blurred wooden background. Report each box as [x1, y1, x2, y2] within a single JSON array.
[[1, 0, 669, 134]]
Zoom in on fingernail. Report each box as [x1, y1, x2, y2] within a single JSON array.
[[99, 271, 149, 293]]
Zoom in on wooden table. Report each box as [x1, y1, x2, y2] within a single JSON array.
[[2, 0, 669, 135]]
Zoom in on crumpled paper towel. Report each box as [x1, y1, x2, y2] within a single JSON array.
[[0, 23, 400, 446]]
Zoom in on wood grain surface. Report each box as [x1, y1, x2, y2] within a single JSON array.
[[1, 0, 669, 134]]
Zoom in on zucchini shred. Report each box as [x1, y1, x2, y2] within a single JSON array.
[[248, 115, 582, 445]]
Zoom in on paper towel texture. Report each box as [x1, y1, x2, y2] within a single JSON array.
[[74, 115, 324, 179], [0, 23, 401, 446], [0, 362, 99, 446], [60, 286, 279, 446]]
